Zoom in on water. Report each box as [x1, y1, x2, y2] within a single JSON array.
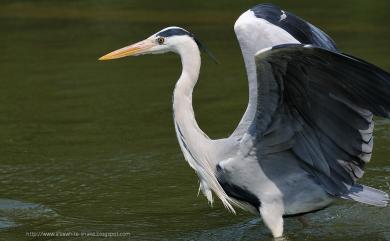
[[0, 1, 390, 240]]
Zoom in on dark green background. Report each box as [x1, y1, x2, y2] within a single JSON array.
[[0, 1, 389, 240]]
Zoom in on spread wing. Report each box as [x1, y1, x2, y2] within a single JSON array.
[[232, 3, 337, 138], [241, 44, 390, 203]]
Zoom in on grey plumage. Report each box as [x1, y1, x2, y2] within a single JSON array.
[[251, 4, 337, 51], [229, 44, 390, 208], [231, 3, 338, 140], [215, 44, 390, 237]]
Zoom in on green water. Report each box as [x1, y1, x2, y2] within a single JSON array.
[[0, 1, 390, 240]]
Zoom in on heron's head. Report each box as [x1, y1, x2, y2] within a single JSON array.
[[99, 26, 217, 62]]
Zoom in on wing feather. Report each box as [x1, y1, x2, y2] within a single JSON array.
[[232, 3, 338, 138], [243, 44, 390, 196]]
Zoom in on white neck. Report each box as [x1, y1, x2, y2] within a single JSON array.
[[172, 38, 219, 204], [173, 39, 211, 156], [171, 37, 244, 212]]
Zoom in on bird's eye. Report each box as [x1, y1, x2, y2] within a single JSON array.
[[157, 37, 165, 45]]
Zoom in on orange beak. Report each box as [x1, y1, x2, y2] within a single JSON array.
[[99, 39, 156, 61]]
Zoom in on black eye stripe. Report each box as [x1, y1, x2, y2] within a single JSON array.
[[156, 28, 191, 38], [155, 27, 218, 63]]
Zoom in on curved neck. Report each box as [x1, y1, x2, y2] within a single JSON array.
[[173, 40, 211, 155], [171, 38, 242, 211]]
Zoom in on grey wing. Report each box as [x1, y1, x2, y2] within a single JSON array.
[[250, 3, 337, 51], [224, 44, 390, 207], [231, 3, 338, 139]]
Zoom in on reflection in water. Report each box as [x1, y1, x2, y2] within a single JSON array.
[[0, 0, 390, 240], [0, 199, 57, 230], [0, 218, 16, 230], [181, 202, 390, 241], [274, 236, 292, 241]]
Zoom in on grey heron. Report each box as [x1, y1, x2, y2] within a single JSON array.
[[99, 4, 390, 238]]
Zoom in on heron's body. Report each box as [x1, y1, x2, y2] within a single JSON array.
[[171, 27, 335, 218], [100, 4, 390, 238]]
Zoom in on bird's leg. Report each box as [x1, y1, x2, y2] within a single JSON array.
[[297, 215, 310, 227], [259, 203, 284, 238]]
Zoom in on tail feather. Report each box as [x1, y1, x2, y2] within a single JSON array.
[[341, 184, 389, 207]]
